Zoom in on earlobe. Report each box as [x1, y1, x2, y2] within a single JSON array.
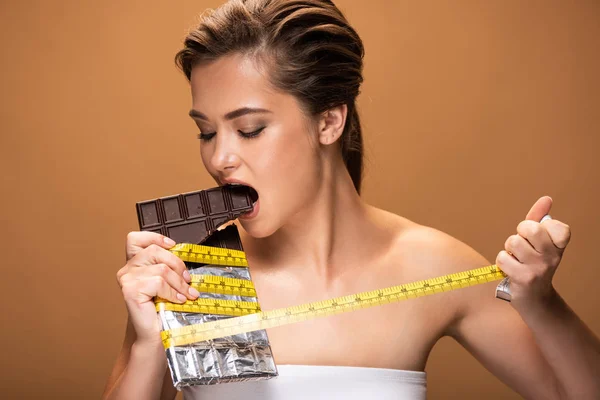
[[319, 129, 334, 145], [318, 104, 347, 146]]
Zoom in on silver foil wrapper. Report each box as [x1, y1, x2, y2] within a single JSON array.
[[158, 262, 278, 389]]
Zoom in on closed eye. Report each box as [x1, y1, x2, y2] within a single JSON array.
[[239, 126, 265, 139], [197, 132, 216, 141], [197, 127, 265, 142]]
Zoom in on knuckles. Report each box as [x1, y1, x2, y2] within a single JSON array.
[[559, 223, 572, 245], [156, 263, 168, 277], [116, 265, 132, 286], [126, 231, 140, 245], [150, 275, 166, 288], [116, 267, 126, 282], [545, 220, 571, 249], [517, 220, 541, 238], [505, 234, 521, 252], [147, 243, 161, 254], [496, 250, 511, 265], [120, 279, 144, 300]]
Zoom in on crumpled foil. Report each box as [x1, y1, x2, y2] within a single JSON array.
[[157, 226, 278, 389]]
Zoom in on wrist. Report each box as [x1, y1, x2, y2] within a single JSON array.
[[132, 337, 165, 356], [512, 286, 563, 321]]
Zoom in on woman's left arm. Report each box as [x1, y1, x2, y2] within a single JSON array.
[[447, 196, 600, 400]]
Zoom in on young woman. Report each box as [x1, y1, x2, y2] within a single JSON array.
[[102, 1, 600, 399]]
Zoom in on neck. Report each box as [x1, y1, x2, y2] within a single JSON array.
[[239, 155, 376, 281]]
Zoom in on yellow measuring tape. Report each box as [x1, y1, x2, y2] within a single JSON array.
[[158, 243, 507, 348], [155, 297, 260, 315], [169, 243, 248, 267], [189, 275, 257, 297]]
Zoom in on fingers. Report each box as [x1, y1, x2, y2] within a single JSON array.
[[148, 263, 197, 301], [130, 243, 189, 279], [126, 231, 176, 261], [118, 242, 188, 283], [521, 197, 570, 250], [543, 220, 571, 249], [515, 220, 554, 255], [118, 231, 200, 306], [496, 250, 519, 273], [504, 234, 537, 263], [138, 275, 187, 304], [119, 263, 199, 304], [497, 201, 569, 303], [496, 250, 538, 286]]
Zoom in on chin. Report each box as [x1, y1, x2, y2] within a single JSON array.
[[238, 218, 280, 239]]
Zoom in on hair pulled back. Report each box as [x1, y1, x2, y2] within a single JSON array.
[[175, 0, 365, 193]]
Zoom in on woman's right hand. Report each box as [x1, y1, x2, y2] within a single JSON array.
[[116, 232, 200, 345]]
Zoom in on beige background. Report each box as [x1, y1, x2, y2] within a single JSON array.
[[1, 0, 598, 398]]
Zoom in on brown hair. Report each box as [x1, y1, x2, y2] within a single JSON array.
[[174, 0, 365, 193]]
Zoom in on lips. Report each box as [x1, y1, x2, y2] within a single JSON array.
[[239, 196, 259, 220]]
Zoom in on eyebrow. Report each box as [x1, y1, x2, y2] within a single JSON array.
[[188, 107, 272, 121]]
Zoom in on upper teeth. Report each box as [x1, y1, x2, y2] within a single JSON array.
[[229, 183, 242, 186]]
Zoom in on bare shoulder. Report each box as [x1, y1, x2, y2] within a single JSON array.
[[370, 206, 497, 325], [370, 206, 491, 278]]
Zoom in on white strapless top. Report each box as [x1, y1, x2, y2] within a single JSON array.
[[182, 365, 427, 400]]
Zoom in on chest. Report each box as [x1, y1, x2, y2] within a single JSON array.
[[248, 263, 456, 370]]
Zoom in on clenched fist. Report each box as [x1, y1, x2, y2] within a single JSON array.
[[496, 196, 571, 307]]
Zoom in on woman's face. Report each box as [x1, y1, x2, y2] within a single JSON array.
[[189, 53, 323, 238]]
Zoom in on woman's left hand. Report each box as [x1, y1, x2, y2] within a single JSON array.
[[496, 196, 572, 308]]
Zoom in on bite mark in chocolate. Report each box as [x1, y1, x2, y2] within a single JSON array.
[[136, 185, 254, 244]]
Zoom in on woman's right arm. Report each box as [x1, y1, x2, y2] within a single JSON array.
[[102, 232, 199, 400], [102, 316, 175, 400]]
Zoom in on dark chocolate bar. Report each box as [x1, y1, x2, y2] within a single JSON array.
[[136, 185, 255, 244]]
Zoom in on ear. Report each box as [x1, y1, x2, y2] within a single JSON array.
[[317, 104, 347, 146]]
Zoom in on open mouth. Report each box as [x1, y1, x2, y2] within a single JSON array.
[[224, 183, 259, 220], [247, 186, 259, 204], [224, 183, 259, 205]]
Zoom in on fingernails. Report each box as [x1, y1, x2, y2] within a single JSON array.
[[183, 269, 191, 282], [176, 293, 187, 303], [163, 237, 176, 247], [189, 286, 200, 298]]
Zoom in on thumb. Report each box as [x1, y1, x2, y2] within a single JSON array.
[[525, 196, 553, 221]]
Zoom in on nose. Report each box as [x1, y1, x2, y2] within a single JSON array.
[[209, 131, 241, 174]]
